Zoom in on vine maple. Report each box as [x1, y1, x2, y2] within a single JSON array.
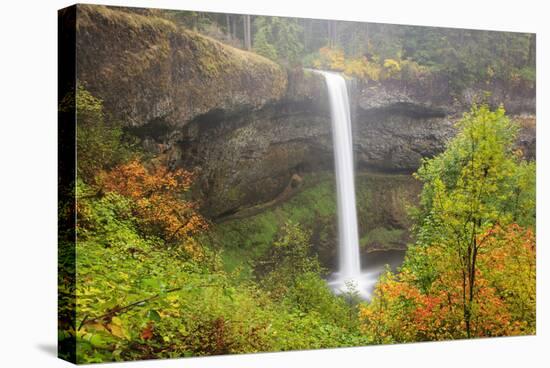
[[99, 160, 208, 242]]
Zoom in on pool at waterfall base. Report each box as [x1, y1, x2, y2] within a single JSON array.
[[327, 249, 406, 299]]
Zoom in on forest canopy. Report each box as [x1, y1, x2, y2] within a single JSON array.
[[162, 9, 535, 90]]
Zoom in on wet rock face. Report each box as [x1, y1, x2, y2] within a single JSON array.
[[357, 83, 451, 114], [353, 105, 455, 172], [356, 78, 535, 116], [172, 95, 456, 218], [175, 102, 334, 218], [315, 173, 422, 269]]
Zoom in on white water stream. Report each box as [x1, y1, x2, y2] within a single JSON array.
[[315, 71, 379, 299]]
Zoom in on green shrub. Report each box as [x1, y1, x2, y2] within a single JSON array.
[[73, 84, 136, 181]]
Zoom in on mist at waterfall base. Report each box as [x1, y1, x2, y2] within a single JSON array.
[[315, 70, 403, 299]]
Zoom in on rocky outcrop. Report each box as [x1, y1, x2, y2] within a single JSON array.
[[353, 104, 454, 172], [76, 4, 287, 128], [175, 92, 332, 218], [355, 76, 535, 116], [351, 78, 536, 172], [173, 95, 453, 217]]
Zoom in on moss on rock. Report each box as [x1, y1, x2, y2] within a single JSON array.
[[76, 4, 287, 128], [360, 227, 406, 251]]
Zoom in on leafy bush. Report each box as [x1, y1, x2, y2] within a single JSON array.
[[98, 160, 208, 242], [399, 59, 431, 81], [311, 47, 346, 71], [285, 272, 353, 328], [306, 48, 432, 83], [70, 84, 135, 181], [258, 221, 321, 298], [72, 162, 368, 364], [382, 58, 401, 77]]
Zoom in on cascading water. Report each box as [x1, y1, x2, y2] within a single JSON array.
[[315, 70, 379, 299], [318, 71, 361, 277]]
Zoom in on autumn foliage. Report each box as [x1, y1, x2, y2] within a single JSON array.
[[359, 106, 535, 343], [309, 47, 429, 82], [360, 224, 535, 343], [99, 160, 208, 242]]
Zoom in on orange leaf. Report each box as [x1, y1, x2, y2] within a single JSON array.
[[141, 322, 154, 340]]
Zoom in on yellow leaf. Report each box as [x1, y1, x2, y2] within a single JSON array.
[[109, 317, 128, 339]]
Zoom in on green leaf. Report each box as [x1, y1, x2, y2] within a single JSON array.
[[146, 309, 161, 322]]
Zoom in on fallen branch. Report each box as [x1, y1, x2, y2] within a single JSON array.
[[78, 284, 216, 330]]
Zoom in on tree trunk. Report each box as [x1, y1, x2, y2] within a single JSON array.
[[232, 16, 237, 40], [248, 15, 252, 49], [364, 23, 369, 55], [328, 20, 338, 48], [303, 19, 308, 52], [226, 14, 231, 39], [328, 20, 336, 48], [243, 15, 252, 50]]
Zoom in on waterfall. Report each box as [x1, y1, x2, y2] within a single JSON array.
[[319, 71, 361, 278], [315, 70, 378, 299]]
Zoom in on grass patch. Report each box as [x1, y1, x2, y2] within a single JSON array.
[[205, 173, 337, 273]]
